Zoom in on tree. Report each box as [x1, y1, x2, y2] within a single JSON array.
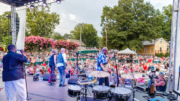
[[101, 0, 164, 51], [71, 23, 98, 47], [97, 37, 103, 48], [26, 5, 60, 37], [51, 32, 63, 40], [63, 33, 72, 40], [161, 5, 172, 41], [2, 35, 12, 46], [0, 11, 11, 43]]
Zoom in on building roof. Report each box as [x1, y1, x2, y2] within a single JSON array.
[[67, 39, 86, 46], [141, 38, 169, 46]]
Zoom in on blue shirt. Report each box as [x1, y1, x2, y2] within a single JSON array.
[[2, 51, 28, 81], [97, 52, 107, 71], [49, 54, 55, 66]]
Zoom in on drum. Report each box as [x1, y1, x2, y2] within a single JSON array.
[[150, 98, 166, 101], [111, 87, 132, 101], [68, 85, 81, 97], [92, 86, 110, 100]]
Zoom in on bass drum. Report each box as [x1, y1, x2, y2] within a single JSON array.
[[111, 87, 132, 101], [92, 86, 110, 100], [68, 85, 81, 97]]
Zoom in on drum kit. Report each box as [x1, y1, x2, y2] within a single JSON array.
[[67, 71, 138, 101]]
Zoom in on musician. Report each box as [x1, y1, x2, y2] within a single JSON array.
[[57, 48, 67, 87], [2, 45, 28, 101], [97, 47, 112, 86], [48, 50, 57, 83]]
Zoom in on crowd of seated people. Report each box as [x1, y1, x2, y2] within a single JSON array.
[[0, 50, 171, 92]]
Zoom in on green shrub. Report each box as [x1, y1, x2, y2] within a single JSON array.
[[156, 53, 164, 57], [164, 52, 169, 57]]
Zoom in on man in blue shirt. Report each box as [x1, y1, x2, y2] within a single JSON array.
[[2, 44, 28, 101], [97, 47, 112, 86]]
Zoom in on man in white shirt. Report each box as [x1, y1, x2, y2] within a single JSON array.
[[57, 48, 67, 87]]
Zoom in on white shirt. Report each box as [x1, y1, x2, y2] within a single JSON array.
[[57, 53, 67, 67]]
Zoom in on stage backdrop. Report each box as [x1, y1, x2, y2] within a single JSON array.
[[16, 9, 26, 50]]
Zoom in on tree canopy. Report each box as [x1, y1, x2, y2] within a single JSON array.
[[0, 11, 12, 45], [26, 5, 60, 37], [101, 0, 164, 51], [161, 5, 172, 41], [51, 32, 63, 40], [63, 33, 73, 40], [71, 23, 98, 47]]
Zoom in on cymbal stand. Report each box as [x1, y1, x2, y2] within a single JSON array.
[[114, 51, 119, 86], [68, 50, 95, 75], [131, 73, 135, 101]]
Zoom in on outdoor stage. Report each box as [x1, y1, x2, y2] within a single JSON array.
[[0, 75, 176, 101]]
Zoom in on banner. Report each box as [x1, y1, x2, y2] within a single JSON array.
[[16, 9, 26, 50]]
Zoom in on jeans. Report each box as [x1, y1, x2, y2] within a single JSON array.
[[58, 66, 65, 86], [5, 79, 27, 101], [99, 77, 109, 86]]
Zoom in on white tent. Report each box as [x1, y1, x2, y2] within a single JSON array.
[[118, 48, 137, 55]]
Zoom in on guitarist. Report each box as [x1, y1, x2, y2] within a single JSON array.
[[97, 47, 112, 86]]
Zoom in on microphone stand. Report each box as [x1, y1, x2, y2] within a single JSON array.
[[130, 54, 135, 101], [24, 64, 32, 100], [76, 52, 79, 75], [69, 51, 95, 75], [114, 51, 119, 86]]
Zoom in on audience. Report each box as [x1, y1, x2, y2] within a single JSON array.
[[0, 50, 171, 89]]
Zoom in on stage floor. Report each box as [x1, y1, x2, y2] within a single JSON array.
[[0, 75, 176, 101]]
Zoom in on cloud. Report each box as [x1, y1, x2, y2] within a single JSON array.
[[69, 14, 76, 20], [0, 0, 173, 37], [144, 0, 173, 11]]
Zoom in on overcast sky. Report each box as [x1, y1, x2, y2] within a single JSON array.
[[0, 0, 173, 37]]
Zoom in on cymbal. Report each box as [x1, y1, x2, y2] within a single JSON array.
[[91, 71, 109, 78], [121, 73, 147, 79]]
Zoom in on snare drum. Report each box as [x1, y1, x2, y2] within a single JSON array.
[[111, 87, 132, 101], [92, 86, 110, 100], [68, 85, 81, 97], [150, 98, 166, 101]]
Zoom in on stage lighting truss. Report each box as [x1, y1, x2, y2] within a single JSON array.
[[0, 0, 64, 8], [42, 0, 47, 7], [56, 0, 61, 4], [30, 5, 34, 9]]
